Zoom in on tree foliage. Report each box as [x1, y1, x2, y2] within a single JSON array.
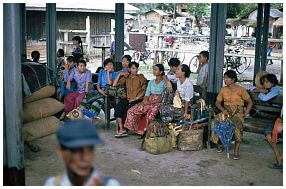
[[186, 3, 210, 34], [130, 3, 177, 14], [186, 3, 211, 19], [227, 3, 283, 19]]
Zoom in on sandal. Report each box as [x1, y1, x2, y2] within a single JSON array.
[[115, 131, 128, 138], [270, 163, 283, 169], [233, 154, 240, 160], [216, 145, 223, 153]]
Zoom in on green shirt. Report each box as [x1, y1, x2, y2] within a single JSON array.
[[145, 79, 166, 96]]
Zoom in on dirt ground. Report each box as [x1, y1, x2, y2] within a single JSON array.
[[24, 42, 283, 186], [24, 117, 283, 186]]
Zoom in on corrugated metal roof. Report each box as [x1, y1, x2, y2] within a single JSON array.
[[248, 8, 283, 20], [26, 3, 139, 13]]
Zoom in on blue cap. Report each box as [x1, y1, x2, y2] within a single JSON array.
[[57, 119, 104, 149]]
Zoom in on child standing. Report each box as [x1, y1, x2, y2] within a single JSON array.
[[196, 51, 209, 100], [72, 36, 83, 63]]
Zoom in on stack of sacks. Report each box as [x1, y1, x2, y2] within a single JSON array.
[[22, 85, 64, 142]]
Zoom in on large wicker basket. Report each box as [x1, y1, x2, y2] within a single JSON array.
[[177, 129, 204, 151]]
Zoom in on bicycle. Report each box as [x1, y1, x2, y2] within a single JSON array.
[[159, 42, 185, 65], [132, 49, 153, 65], [224, 46, 251, 74], [189, 55, 199, 73]]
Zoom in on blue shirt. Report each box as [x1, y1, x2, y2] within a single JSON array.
[[98, 69, 119, 90], [44, 167, 120, 186], [145, 79, 166, 96], [258, 86, 280, 101], [63, 67, 76, 81]]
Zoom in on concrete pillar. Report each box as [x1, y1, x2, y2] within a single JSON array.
[[3, 3, 25, 185], [208, 4, 227, 94], [46, 3, 57, 83], [260, 3, 270, 71], [253, 3, 263, 84], [20, 3, 26, 57], [114, 3, 124, 71]]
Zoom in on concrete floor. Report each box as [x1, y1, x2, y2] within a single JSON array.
[[25, 118, 283, 186]]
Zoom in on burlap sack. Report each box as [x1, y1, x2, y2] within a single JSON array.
[[24, 85, 56, 103], [23, 116, 63, 142], [22, 97, 64, 123]]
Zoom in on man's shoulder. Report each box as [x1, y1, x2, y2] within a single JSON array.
[[186, 78, 194, 86], [44, 176, 56, 186]]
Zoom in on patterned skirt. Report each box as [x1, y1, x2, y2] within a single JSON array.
[[211, 105, 245, 143], [124, 94, 162, 135]]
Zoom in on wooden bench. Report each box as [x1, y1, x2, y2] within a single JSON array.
[[244, 91, 283, 134]]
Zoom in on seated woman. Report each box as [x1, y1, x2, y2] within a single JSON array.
[[62, 59, 92, 119], [112, 55, 132, 98], [160, 64, 193, 123], [253, 73, 280, 101], [211, 70, 253, 160], [80, 58, 118, 116], [124, 64, 166, 137], [120, 54, 132, 73], [113, 61, 147, 137]]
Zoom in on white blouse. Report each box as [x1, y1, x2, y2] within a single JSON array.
[[177, 77, 194, 102]]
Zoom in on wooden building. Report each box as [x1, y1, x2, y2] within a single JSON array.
[[25, 3, 139, 41]]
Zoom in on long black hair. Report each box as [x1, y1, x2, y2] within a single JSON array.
[[154, 64, 165, 76], [72, 36, 83, 63], [72, 36, 83, 54]]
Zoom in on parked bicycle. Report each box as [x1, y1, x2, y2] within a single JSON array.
[[189, 55, 199, 73], [224, 45, 251, 74], [132, 49, 153, 65], [154, 42, 185, 65]]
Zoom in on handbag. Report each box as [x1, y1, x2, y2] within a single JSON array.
[[177, 125, 204, 151], [142, 119, 172, 154], [142, 135, 172, 155]]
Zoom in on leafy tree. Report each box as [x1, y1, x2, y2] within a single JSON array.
[[186, 3, 210, 34], [227, 3, 283, 19]]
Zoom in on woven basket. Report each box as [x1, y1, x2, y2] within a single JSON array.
[[177, 129, 204, 151]]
